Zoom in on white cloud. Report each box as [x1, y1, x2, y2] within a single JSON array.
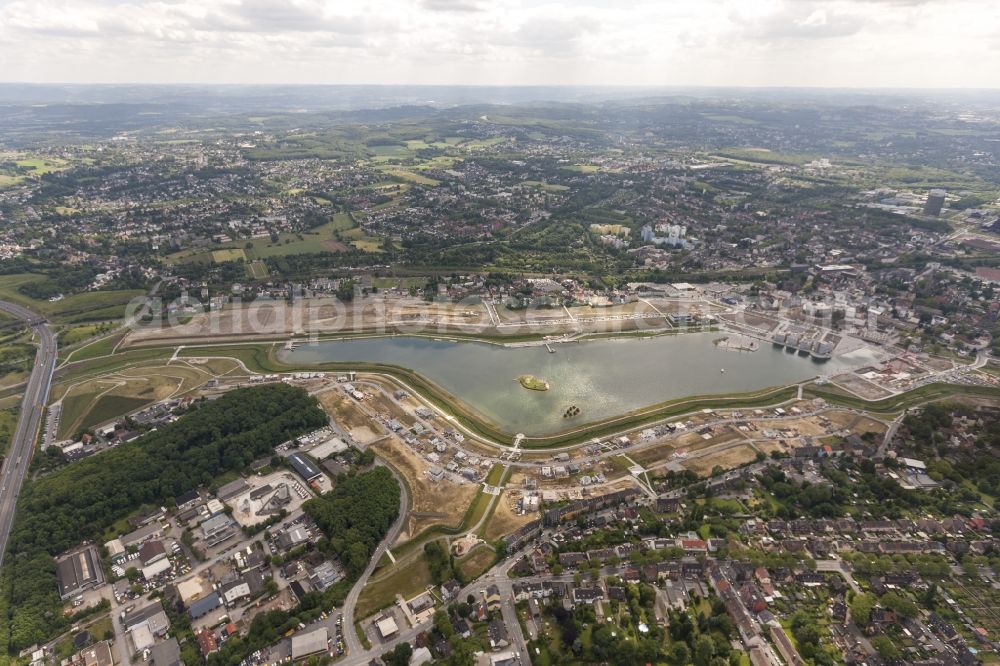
[[0, 0, 997, 87]]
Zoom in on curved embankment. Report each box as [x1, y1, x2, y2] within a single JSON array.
[[804, 382, 1000, 414], [68, 340, 1000, 449], [174, 342, 800, 448]]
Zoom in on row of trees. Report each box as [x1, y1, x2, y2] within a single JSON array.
[[0, 384, 328, 652]]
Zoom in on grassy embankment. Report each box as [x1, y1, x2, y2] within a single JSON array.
[[0, 274, 143, 324], [805, 382, 1000, 416], [174, 343, 803, 448]]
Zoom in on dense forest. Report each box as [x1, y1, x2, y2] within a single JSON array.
[[0, 383, 328, 652], [304, 465, 400, 578]]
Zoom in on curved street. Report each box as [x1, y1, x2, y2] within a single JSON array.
[[0, 300, 57, 568], [341, 460, 411, 658]]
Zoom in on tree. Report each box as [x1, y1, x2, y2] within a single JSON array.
[[670, 642, 691, 665], [383, 642, 412, 666], [881, 591, 918, 619], [850, 592, 876, 626], [871, 635, 900, 660], [922, 583, 939, 610], [433, 610, 453, 638], [695, 635, 716, 666]]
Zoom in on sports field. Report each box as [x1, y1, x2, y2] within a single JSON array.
[[246, 261, 269, 279], [212, 248, 247, 263]]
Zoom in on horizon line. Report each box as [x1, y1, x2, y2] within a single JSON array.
[[1, 82, 1000, 92]]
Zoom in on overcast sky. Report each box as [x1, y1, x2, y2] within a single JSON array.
[[1, 0, 998, 88]]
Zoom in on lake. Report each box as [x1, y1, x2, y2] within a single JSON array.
[[280, 333, 877, 435]]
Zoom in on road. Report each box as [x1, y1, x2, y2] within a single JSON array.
[[337, 544, 537, 666], [341, 460, 411, 658], [0, 301, 57, 569], [815, 559, 861, 594]]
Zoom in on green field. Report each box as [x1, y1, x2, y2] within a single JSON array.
[[58, 323, 114, 347], [58, 389, 106, 439], [369, 144, 411, 159], [246, 261, 269, 279], [169, 215, 357, 265], [521, 180, 570, 192], [0, 407, 18, 456], [372, 277, 426, 290], [0, 274, 144, 323], [381, 169, 440, 186], [457, 546, 495, 581], [61, 333, 124, 364], [351, 238, 385, 253], [339, 227, 385, 253], [0, 154, 73, 189], [561, 164, 600, 173], [212, 248, 247, 263], [77, 395, 150, 432], [356, 555, 433, 619], [56, 348, 174, 385]]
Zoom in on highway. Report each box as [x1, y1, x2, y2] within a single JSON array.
[[0, 301, 57, 570]]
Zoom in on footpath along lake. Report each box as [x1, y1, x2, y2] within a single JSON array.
[[280, 332, 877, 435]]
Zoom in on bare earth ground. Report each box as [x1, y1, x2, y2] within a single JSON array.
[[120, 295, 724, 346], [683, 443, 758, 475], [719, 311, 780, 332], [317, 390, 382, 433], [755, 440, 787, 455], [831, 373, 895, 400], [457, 546, 496, 580], [824, 409, 887, 435], [630, 442, 679, 467], [483, 489, 537, 542], [123, 296, 495, 344], [371, 436, 478, 543], [363, 389, 416, 426]]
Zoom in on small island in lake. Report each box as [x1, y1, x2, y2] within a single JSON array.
[[518, 374, 550, 391]]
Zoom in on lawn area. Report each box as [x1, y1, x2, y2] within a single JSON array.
[[466, 489, 494, 530], [60, 294, 130, 323], [168, 216, 356, 265], [60, 350, 167, 382], [58, 323, 114, 347], [77, 394, 151, 432], [61, 332, 125, 363], [372, 277, 426, 290], [15, 156, 70, 174], [350, 238, 385, 253], [58, 386, 115, 438], [381, 169, 440, 186], [457, 546, 495, 582], [246, 261, 269, 279], [329, 213, 356, 231], [521, 180, 570, 192], [212, 248, 247, 263], [356, 556, 433, 619], [0, 407, 18, 456], [484, 464, 505, 486], [369, 144, 410, 159], [0, 274, 144, 323], [560, 164, 600, 173]]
